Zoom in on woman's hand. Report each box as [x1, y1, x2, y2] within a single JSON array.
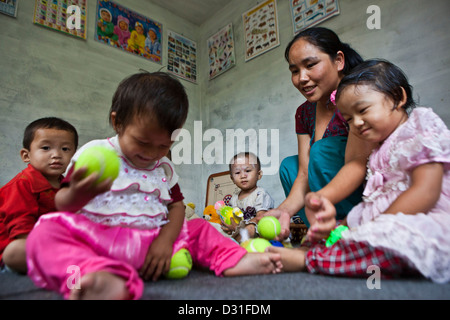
[[260, 208, 291, 241], [305, 192, 337, 242]]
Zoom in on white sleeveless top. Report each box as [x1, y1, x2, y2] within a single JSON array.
[[67, 136, 178, 229]]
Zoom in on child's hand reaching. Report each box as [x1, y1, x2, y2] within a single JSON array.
[[139, 235, 173, 282], [305, 193, 337, 242], [221, 219, 238, 235], [55, 167, 114, 213]]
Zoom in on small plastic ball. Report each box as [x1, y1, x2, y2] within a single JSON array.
[[165, 248, 193, 279], [74, 146, 120, 183], [257, 216, 281, 240], [241, 238, 272, 253]]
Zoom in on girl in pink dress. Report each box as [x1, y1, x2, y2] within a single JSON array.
[[268, 59, 450, 283], [26, 72, 282, 300]]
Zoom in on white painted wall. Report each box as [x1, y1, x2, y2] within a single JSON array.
[[1, 0, 449, 214], [197, 0, 450, 208], [0, 0, 203, 202]]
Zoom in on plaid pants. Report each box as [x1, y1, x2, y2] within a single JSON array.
[[305, 240, 417, 278]]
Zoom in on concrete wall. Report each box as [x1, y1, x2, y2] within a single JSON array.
[[1, 0, 449, 212], [197, 0, 450, 208], [0, 0, 203, 203]]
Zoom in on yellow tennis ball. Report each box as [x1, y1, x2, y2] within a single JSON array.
[[165, 248, 193, 279], [241, 238, 272, 253], [257, 216, 281, 240], [74, 146, 120, 183]]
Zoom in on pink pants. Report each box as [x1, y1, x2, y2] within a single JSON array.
[[26, 213, 246, 299]]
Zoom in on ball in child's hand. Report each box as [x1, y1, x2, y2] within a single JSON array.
[[165, 248, 193, 279], [241, 238, 272, 253], [257, 216, 281, 240], [74, 146, 120, 183]]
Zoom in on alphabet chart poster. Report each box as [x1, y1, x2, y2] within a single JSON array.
[[242, 0, 280, 62], [33, 0, 87, 40], [290, 0, 340, 35]]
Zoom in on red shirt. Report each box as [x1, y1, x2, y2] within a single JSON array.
[[295, 101, 349, 146], [0, 165, 60, 261]]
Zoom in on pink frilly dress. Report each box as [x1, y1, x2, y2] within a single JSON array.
[[341, 108, 450, 283], [27, 136, 246, 299]]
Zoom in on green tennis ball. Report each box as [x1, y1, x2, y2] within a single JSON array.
[[241, 238, 272, 253], [74, 146, 120, 183], [165, 248, 193, 279], [257, 216, 281, 240]]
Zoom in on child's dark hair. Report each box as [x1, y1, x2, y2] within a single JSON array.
[[110, 71, 189, 134], [23, 117, 78, 150], [285, 27, 363, 75], [336, 59, 416, 112], [229, 152, 261, 172]]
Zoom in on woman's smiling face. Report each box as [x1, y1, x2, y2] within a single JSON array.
[[288, 38, 344, 105]]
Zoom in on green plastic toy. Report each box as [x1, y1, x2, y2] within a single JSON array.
[[325, 225, 349, 247]]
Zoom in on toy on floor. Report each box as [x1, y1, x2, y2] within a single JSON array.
[[185, 202, 199, 221], [325, 225, 349, 247], [214, 201, 243, 225], [241, 238, 272, 253], [257, 216, 281, 240], [165, 248, 192, 279], [74, 146, 120, 183], [203, 205, 221, 224], [203, 205, 230, 237]]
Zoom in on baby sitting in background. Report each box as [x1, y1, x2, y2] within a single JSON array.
[[222, 152, 275, 242]]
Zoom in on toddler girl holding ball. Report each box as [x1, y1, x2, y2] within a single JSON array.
[[221, 152, 275, 243], [267, 60, 450, 283], [26, 72, 282, 300]]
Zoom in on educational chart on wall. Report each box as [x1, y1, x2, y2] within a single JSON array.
[[0, 0, 19, 17], [33, 0, 87, 39], [95, 0, 162, 64], [207, 23, 236, 80], [167, 30, 197, 84], [290, 0, 340, 35], [243, 0, 280, 62]]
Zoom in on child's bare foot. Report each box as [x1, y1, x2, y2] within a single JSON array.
[[266, 246, 307, 272], [69, 271, 131, 300], [223, 252, 283, 277]]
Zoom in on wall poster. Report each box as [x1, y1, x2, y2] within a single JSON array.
[[167, 30, 197, 84], [33, 0, 87, 39], [290, 0, 340, 35], [242, 0, 279, 62], [95, 0, 163, 64], [0, 0, 19, 17], [207, 23, 236, 80]]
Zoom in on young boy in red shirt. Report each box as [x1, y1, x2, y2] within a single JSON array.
[[0, 117, 78, 273]]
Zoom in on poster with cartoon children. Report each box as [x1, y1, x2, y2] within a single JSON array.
[[95, 0, 162, 64]]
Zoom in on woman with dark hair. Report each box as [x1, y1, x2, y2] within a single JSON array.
[[266, 27, 376, 238]]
